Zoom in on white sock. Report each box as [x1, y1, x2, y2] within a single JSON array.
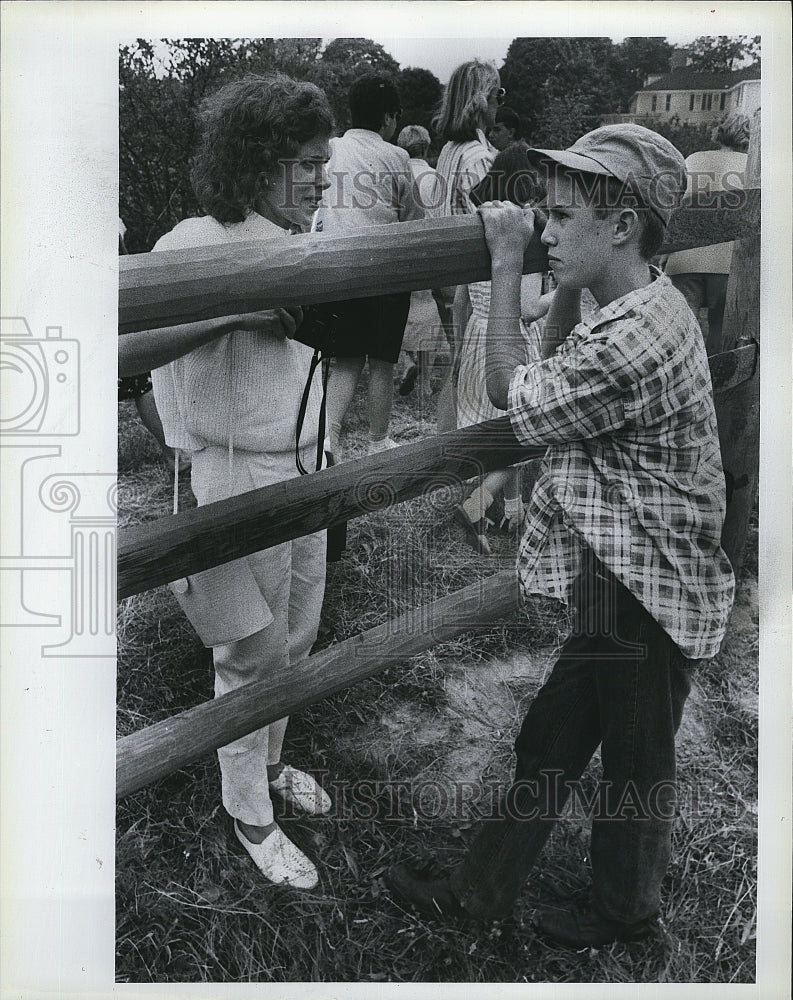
[[462, 485, 494, 523], [503, 496, 524, 520]]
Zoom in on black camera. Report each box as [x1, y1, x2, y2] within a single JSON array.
[[293, 304, 342, 356]]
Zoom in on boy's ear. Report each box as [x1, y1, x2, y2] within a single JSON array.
[[612, 208, 641, 247]]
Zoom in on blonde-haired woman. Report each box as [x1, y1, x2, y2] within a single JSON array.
[[434, 59, 503, 215], [432, 60, 503, 433]]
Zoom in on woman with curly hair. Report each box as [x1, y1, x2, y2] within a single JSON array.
[[149, 73, 334, 890]]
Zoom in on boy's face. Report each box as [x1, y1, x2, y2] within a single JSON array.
[[541, 172, 614, 291]]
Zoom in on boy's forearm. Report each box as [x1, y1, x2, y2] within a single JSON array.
[[541, 287, 582, 359], [486, 256, 525, 410]]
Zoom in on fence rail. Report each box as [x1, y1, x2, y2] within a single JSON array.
[[119, 192, 760, 334]]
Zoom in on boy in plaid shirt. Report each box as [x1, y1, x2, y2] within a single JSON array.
[[388, 124, 735, 947]]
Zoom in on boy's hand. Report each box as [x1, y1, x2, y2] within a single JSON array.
[[478, 200, 535, 265], [229, 306, 304, 340]]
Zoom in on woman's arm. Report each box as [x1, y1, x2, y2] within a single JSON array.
[[118, 307, 303, 377]]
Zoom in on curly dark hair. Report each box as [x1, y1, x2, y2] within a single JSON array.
[[190, 73, 334, 223]]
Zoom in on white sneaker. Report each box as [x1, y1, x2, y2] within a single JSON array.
[[234, 820, 319, 889], [269, 764, 332, 815], [367, 436, 399, 454]]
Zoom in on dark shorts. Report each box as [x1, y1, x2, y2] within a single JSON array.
[[323, 291, 411, 364]]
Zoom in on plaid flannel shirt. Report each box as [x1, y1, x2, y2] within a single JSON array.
[[508, 269, 735, 659]]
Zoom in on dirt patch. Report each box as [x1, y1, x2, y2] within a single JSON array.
[[438, 650, 554, 782], [338, 648, 554, 786], [340, 580, 756, 811]]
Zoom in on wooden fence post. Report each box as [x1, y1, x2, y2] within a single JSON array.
[[716, 109, 761, 579]]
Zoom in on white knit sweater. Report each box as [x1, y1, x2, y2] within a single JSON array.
[[150, 213, 323, 457]]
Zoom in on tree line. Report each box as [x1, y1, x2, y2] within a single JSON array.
[[120, 35, 760, 253]]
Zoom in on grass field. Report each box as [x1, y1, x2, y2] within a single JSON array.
[[116, 359, 758, 984]]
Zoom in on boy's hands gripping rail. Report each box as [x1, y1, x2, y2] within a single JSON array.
[[476, 201, 572, 410]]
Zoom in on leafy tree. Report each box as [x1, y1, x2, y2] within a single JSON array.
[[687, 35, 761, 73], [611, 37, 674, 109], [499, 37, 620, 144], [397, 66, 443, 147], [499, 36, 689, 145], [533, 92, 596, 149], [321, 37, 400, 74], [320, 38, 401, 131]]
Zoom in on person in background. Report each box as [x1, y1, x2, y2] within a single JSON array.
[[488, 105, 525, 152], [452, 144, 553, 554], [431, 59, 502, 432], [149, 73, 336, 890], [316, 73, 424, 458], [664, 111, 750, 355], [387, 123, 734, 948], [395, 124, 446, 403]]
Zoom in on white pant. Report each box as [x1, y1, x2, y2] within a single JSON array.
[[191, 445, 327, 827]]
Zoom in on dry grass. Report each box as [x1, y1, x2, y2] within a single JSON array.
[[116, 365, 758, 984]]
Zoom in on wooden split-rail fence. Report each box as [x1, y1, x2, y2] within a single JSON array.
[[117, 114, 760, 799]]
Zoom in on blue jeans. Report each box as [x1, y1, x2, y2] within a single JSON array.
[[450, 551, 694, 923]]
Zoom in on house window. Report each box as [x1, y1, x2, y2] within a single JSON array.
[[665, 94, 671, 111], [689, 93, 695, 111], [651, 94, 657, 111], [720, 92, 726, 110], [736, 89, 742, 106]]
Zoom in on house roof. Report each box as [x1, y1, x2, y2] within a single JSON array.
[[641, 66, 760, 92]]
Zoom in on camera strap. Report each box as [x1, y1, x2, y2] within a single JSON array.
[[295, 348, 331, 476]]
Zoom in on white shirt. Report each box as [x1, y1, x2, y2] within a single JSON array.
[[315, 129, 424, 234]]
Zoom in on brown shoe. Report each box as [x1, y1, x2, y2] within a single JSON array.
[[536, 897, 659, 948], [385, 864, 470, 922]]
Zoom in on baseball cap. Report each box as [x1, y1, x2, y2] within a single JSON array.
[[527, 123, 687, 225]]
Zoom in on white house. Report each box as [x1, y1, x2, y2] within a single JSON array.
[[602, 50, 760, 127]]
